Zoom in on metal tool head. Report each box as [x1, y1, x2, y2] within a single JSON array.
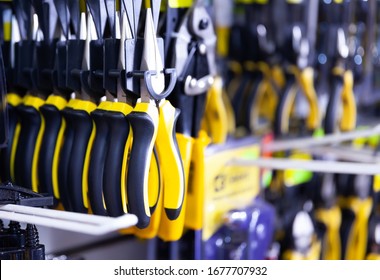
[[104, 0, 116, 38], [118, 10, 132, 71], [53, 0, 69, 39], [140, 8, 165, 102], [121, 0, 142, 39], [172, 0, 216, 96], [68, 0, 81, 38], [86, 0, 107, 39], [188, 1, 217, 75], [82, 11, 97, 71], [13, 0, 32, 41], [32, 0, 59, 43], [10, 15, 21, 68]]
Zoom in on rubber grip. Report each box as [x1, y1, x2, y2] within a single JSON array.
[[324, 78, 343, 134], [192, 93, 207, 138], [273, 76, 297, 137], [168, 83, 194, 137], [58, 108, 93, 213], [126, 103, 158, 229], [69, 108, 94, 213], [0, 104, 18, 182], [38, 104, 63, 199], [88, 109, 109, 216], [14, 104, 42, 189], [103, 111, 130, 217], [156, 100, 185, 220], [58, 107, 75, 211], [231, 74, 251, 126], [243, 77, 262, 132]]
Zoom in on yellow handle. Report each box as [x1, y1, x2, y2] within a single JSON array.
[[298, 67, 320, 131], [315, 206, 342, 260], [342, 197, 372, 260], [340, 70, 356, 132], [201, 76, 228, 144]]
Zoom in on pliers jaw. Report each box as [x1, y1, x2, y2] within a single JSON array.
[[172, 3, 217, 97]]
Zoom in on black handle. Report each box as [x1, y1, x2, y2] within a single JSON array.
[[0, 103, 18, 182], [88, 108, 109, 216], [68, 108, 94, 213], [324, 77, 344, 134], [38, 104, 63, 200], [168, 83, 194, 137], [59, 107, 94, 213], [273, 76, 297, 137], [192, 92, 208, 138], [14, 104, 42, 190], [103, 110, 130, 217], [243, 75, 264, 133], [126, 104, 158, 229], [231, 73, 252, 127], [58, 107, 75, 211]]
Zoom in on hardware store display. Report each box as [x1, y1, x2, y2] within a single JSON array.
[[1, 0, 380, 261]]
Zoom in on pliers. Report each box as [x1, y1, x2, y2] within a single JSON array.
[[57, 3, 102, 213], [125, 0, 181, 235]]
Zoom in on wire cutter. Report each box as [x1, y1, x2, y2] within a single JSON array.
[[163, 0, 216, 238]]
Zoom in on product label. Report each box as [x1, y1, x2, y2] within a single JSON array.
[[202, 141, 261, 240]]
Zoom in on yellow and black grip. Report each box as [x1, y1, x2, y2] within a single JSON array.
[[274, 67, 319, 137], [37, 95, 67, 202], [324, 70, 356, 134], [324, 74, 344, 134], [87, 101, 112, 216], [0, 93, 22, 182], [102, 103, 133, 217], [126, 102, 159, 229], [273, 74, 297, 137], [58, 101, 96, 213], [13, 95, 45, 191], [156, 100, 185, 221]]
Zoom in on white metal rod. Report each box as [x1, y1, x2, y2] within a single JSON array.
[[231, 157, 380, 175], [0, 204, 113, 224], [263, 125, 380, 152], [0, 204, 138, 235], [300, 146, 380, 163]]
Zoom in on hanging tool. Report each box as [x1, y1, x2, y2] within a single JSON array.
[[313, 172, 342, 260], [273, 0, 320, 138], [229, 0, 279, 136], [36, 0, 76, 206], [126, 1, 179, 231], [12, 0, 60, 191], [58, 2, 103, 213], [0, 2, 21, 183], [317, 0, 356, 134], [87, 0, 121, 216], [163, 0, 216, 244]]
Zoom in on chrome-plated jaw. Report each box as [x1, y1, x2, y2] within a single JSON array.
[[133, 7, 177, 103]]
